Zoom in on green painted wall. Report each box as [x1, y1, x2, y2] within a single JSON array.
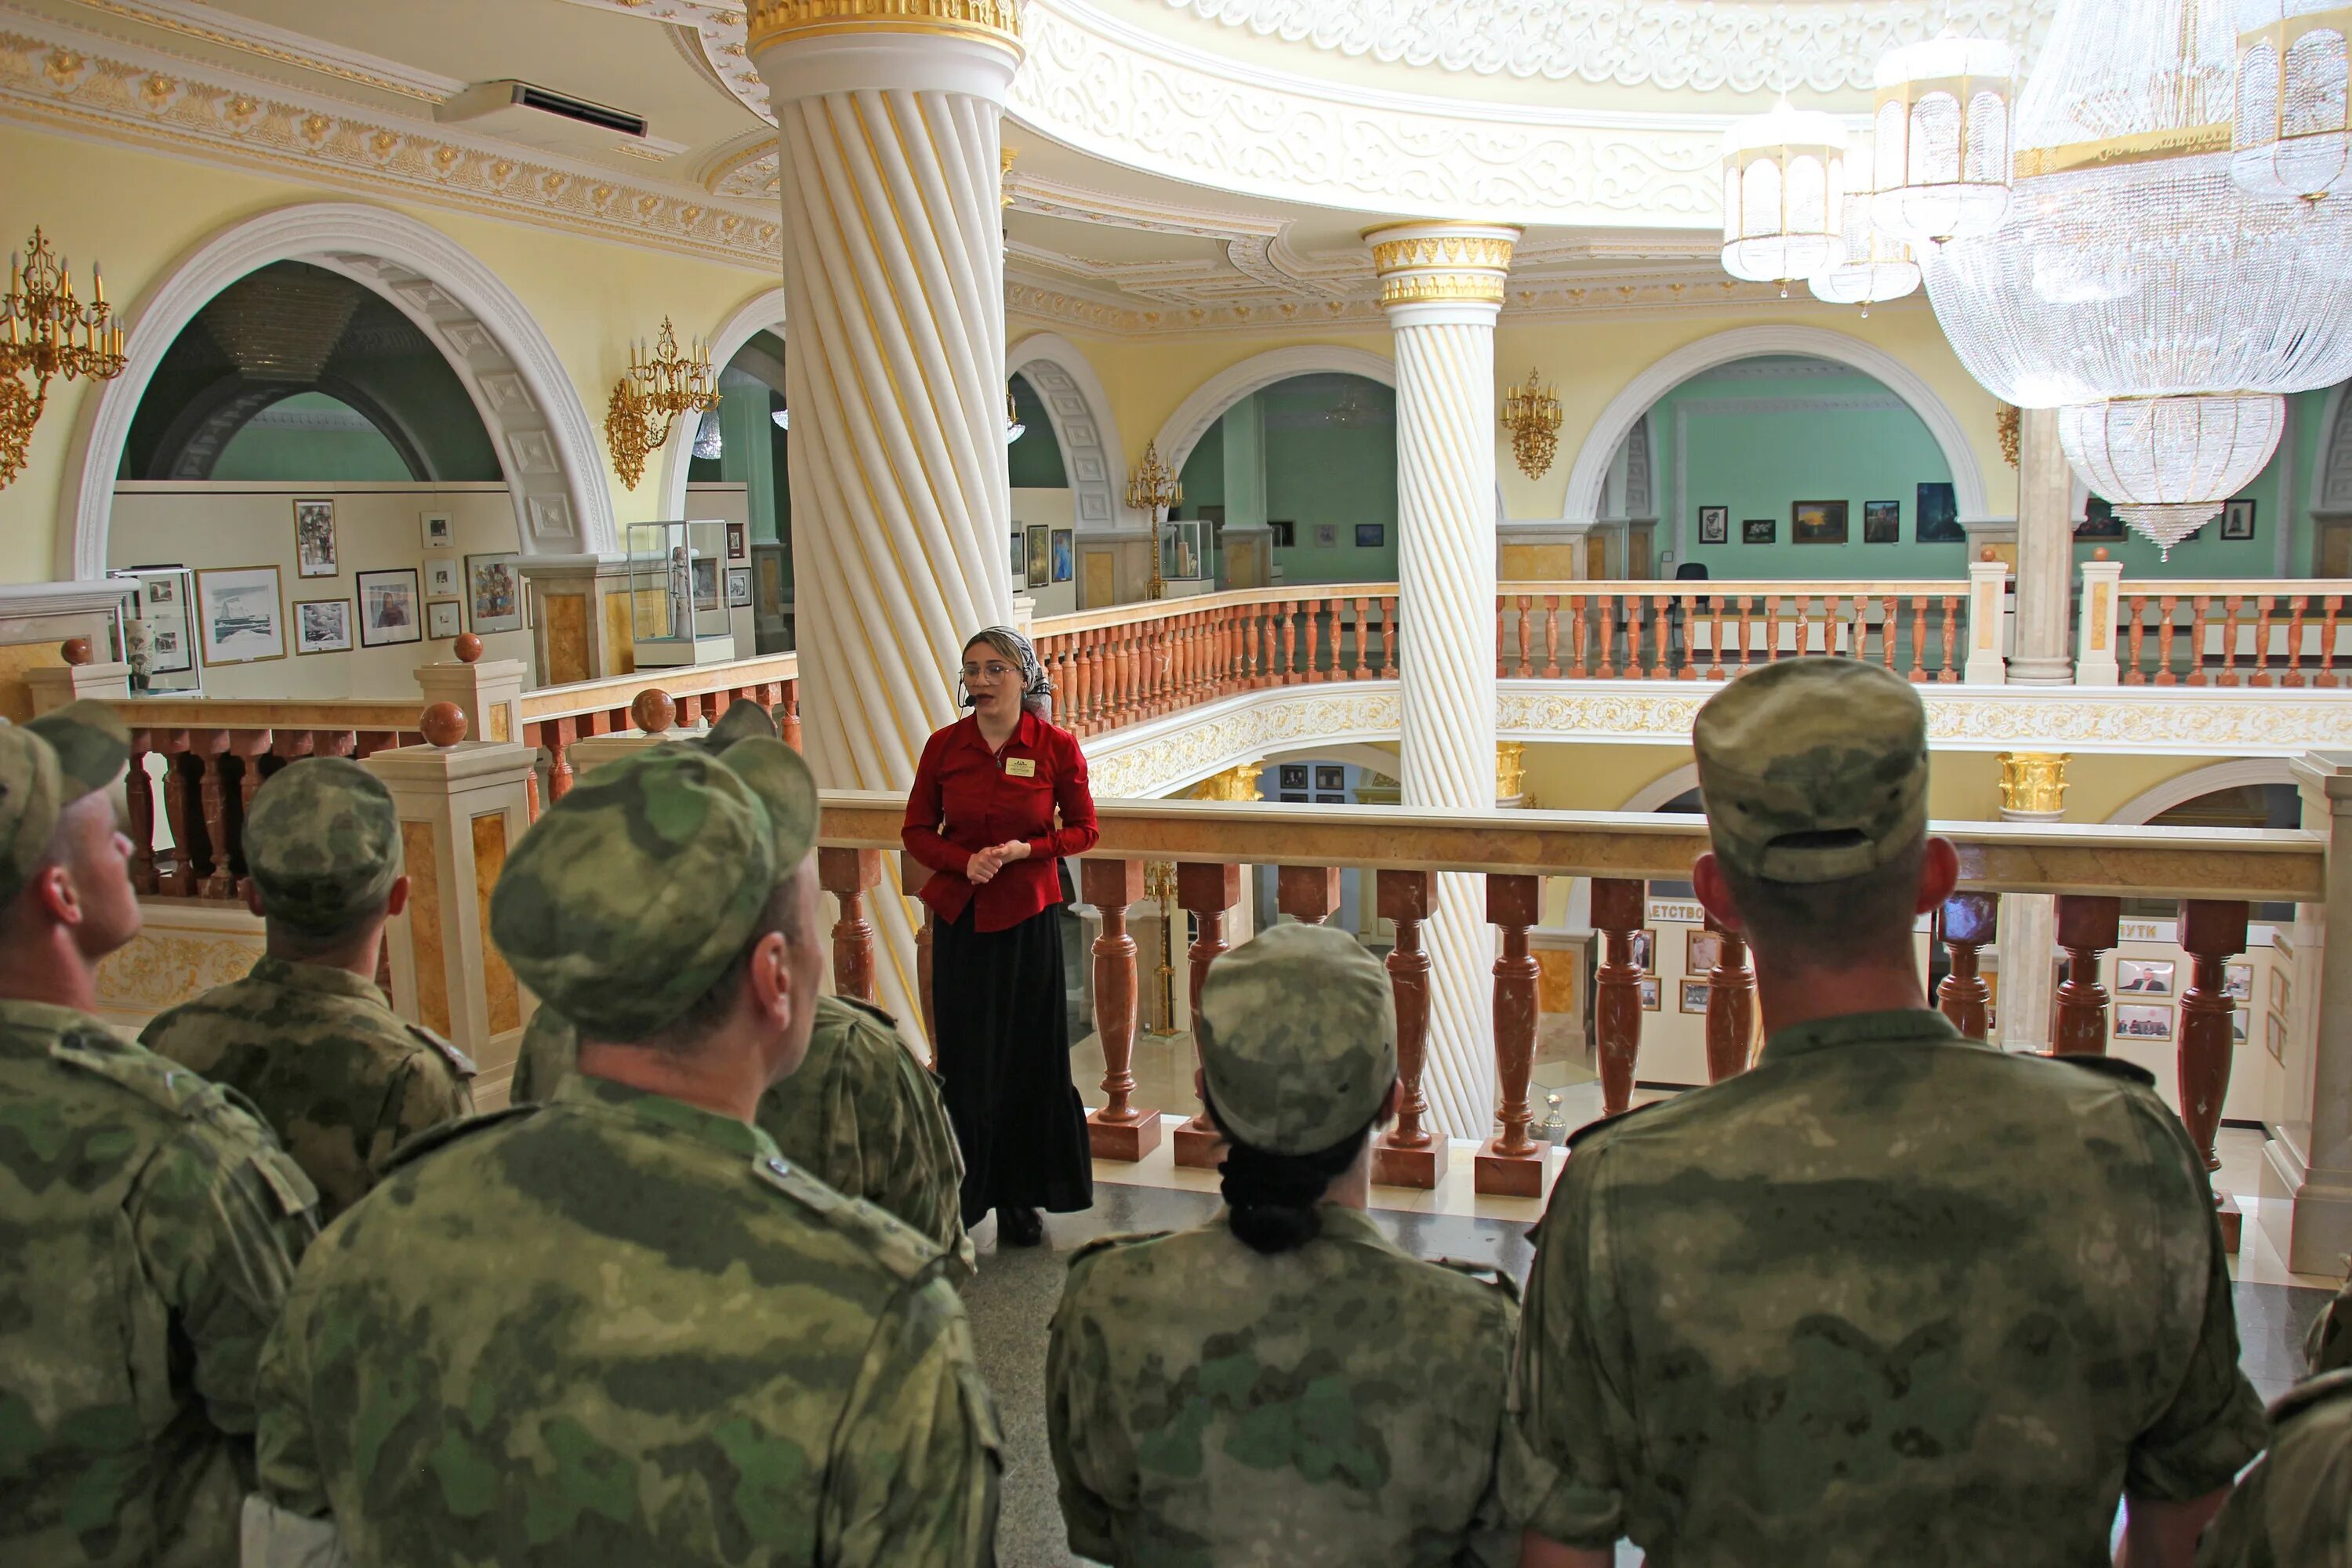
[[209, 392, 413, 482], [2068, 387, 2332, 578], [1177, 374, 1398, 586], [1008, 372, 1068, 488]]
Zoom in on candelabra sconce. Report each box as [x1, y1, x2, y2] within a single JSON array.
[[1126, 439, 1183, 601], [1501, 368, 1562, 480], [1142, 858, 1180, 1036], [1996, 403, 2020, 469], [1, 227, 127, 489], [604, 317, 720, 490]]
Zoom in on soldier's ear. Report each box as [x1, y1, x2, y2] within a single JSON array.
[[241, 880, 267, 919], [384, 875, 410, 920], [1693, 853, 1745, 935], [1912, 837, 1961, 915]]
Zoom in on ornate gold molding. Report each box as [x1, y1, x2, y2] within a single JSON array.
[[1377, 273, 1507, 307], [745, 0, 1023, 54], [1996, 751, 2070, 816], [1368, 234, 1517, 274], [1189, 761, 1262, 801], [1496, 740, 1526, 801]]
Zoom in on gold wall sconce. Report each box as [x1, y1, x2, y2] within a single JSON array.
[[605, 317, 720, 489], [1995, 402, 2020, 468], [1501, 368, 1562, 480], [1, 227, 127, 489]]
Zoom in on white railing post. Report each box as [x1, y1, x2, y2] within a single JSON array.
[[2074, 549, 2124, 688], [2270, 749, 2352, 1274], [1965, 554, 2011, 686]]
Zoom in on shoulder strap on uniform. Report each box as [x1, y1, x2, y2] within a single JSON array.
[[833, 995, 898, 1030], [2045, 1052, 2158, 1088], [1565, 1098, 1666, 1152], [1433, 1256, 1524, 1302], [753, 1152, 944, 1283], [51, 1032, 216, 1118], [2270, 1367, 2352, 1425], [404, 1021, 477, 1078], [381, 1103, 535, 1174]]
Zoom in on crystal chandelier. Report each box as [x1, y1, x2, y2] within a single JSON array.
[[1921, 0, 2352, 554], [1719, 99, 1847, 295], [2231, 1, 2352, 202], [1810, 139, 1922, 315], [1871, 33, 2016, 245]]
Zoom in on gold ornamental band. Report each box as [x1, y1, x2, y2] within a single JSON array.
[[1377, 274, 1508, 307], [2013, 122, 2232, 180], [1368, 234, 1517, 276], [746, 0, 1024, 55], [1995, 751, 2070, 816]]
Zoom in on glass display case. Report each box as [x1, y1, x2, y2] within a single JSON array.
[[113, 566, 201, 695], [1161, 518, 1209, 585], [626, 521, 737, 668]]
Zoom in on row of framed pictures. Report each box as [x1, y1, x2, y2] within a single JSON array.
[[1694, 488, 2260, 549], [1265, 521, 1384, 549], [2078, 495, 2257, 543], [155, 555, 524, 666], [1013, 524, 1074, 590]]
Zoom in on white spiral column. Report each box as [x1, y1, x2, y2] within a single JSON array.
[[748, 2, 1019, 1030], [1369, 223, 1519, 1139]]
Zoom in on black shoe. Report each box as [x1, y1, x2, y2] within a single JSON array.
[[999, 1206, 1044, 1247]]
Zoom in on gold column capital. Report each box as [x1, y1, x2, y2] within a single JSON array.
[[1361, 220, 1520, 310], [1189, 762, 1262, 803], [1996, 751, 2070, 816], [746, 0, 1024, 57], [1497, 740, 1527, 803]]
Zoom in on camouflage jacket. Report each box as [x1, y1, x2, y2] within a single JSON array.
[[0, 997, 318, 1567], [2199, 1369, 2352, 1568], [140, 955, 475, 1226], [256, 1072, 1002, 1566], [1046, 1205, 1519, 1567], [514, 995, 973, 1280], [1502, 1008, 2265, 1566]]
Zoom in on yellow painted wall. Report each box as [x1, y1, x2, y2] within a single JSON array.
[[0, 120, 780, 583]]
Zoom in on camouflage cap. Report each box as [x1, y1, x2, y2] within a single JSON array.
[[0, 724, 65, 909], [24, 699, 129, 800], [715, 736, 818, 876], [699, 699, 778, 751], [1196, 922, 1396, 1156], [491, 745, 775, 1040], [1693, 656, 1929, 885], [242, 757, 404, 932]]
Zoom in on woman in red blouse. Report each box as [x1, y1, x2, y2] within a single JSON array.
[[903, 626, 1099, 1246]]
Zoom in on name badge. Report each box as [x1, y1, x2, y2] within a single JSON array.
[[1004, 757, 1037, 778]]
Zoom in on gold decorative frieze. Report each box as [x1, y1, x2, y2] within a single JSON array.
[[1496, 740, 1526, 801], [1996, 751, 2069, 816], [1377, 273, 1507, 307], [1367, 234, 1518, 274], [1188, 762, 1263, 802], [745, 0, 1024, 53]]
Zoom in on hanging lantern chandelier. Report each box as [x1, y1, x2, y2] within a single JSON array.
[[1719, 99, 1848, 296], [1871, 32, 2016, 246], [2231, 0, 2352, 203], [1809, 138, 1922, 315], [1918, 0, 2352, 554]]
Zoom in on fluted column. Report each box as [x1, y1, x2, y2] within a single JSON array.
[[749, 2, 1020, 1029], [1369, 220, 1519, 1138], [2010, 408, 2074, 686], [1996, 751, 2068, 1051]]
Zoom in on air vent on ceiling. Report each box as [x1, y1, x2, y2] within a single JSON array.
[[436, 79, 655, 158]]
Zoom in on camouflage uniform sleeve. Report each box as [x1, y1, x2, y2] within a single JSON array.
[[129, 1123, 318, 1462], [1044, 1250, 1134, 1564], [379, 1053, 476, 1172], [822, 1275, 1002, 1567], [877, 1036, 975, 1285], [252, 1282, 329, 1519], [1500, 1143, 1629, 1551], [2124, 1102, 2267, 1502]]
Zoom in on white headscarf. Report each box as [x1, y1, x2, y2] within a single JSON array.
[[960, 625, 1053, 718]]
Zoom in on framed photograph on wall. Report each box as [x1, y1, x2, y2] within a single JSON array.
[[293, 499, 338, 579], [1279, 764, 1308, 790], [1313, 523, 1338, 548], [195, 566, 286, 666], [1051, 528, 1074, 583], [2077, 496, 2127, 542], [727, 521, 748, 561], [426, 599, 462, 640], [356, 568, 422, 648], [1742, 517, 1777, 545], [1315, 764, 1345, 792], [1010, 529, 1025, 576], [691, 557, 720, 612], [2222, 499, 2257, 540], [1629, 928, 1655, 975], [1917, 481, 1964, 543], [1355, 524, 1385, 547], [466, 552, 523, 633], [129, 568, 194, 677], [2269, 1010, 2288, 1064], [2115, 957, 2174, 996], [1792, 499, 1849, 544], [1698, 506, 1729, 545], [2114, 1003, 2172, 1041], [1862, 499, 1901, 543], [425, 558, 459, 599], [1688, 929, 1725, 975], [1025, 524, 1051, 588], [420, 511, 453, 549], [293, 598, 352, 655], [1637, 977, 1661, 1011], [2272, 968, 2291, 1017], [726, 565, 753, 608], [1269, 520, 1296, 548], [1679, 978, 1711, 1014], [2225, 963, 2253, 1001]]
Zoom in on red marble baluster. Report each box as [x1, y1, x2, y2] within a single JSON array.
[[1935, 892, 1998, 1040], [1372, 869, 1445, 1189], [2053, 895, 2121, 1055], [1172, 862, 1243, 1169], [1592, 877, 1647, 1117], [125, 734, 158, 895], [1571, 594, 1593, 678], [2178, 897, 2250, 1253], [1381, 594, 1399, 677], [1704, 916, 1758, 1080], [818, 848, 880, 1002], [1908, 594, 1928, 683], [1706, 593, 1726, 680], [2321, 594, 2346, 690], [2157, 595, 2182, 686], [1476, 873, 1544, 1196], [2250, 595, 2276, 687], [2284, 595, 2310, 688], [195, 731, 234, 899], [1544, 593, 1563, 678], [1083, 858, 1160, 1160], [1517, 596, 1535, 678], [2125, 596, 2149, 685], [1276, 865, 1341, 925]]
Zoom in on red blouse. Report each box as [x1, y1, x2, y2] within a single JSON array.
[[902, 710, 1100, 931]]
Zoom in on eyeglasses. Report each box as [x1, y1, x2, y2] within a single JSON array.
[[963, 661, 1017, 681]]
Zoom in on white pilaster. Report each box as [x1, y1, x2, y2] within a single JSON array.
[[1369, 220, 1518, 1139], [2010, 408, 2074, 687], [1965, 556, 2011, 686], [2268, 751, 2352, 1275], [2074, 554, 2124, 688], [749, 5, 1022, 1036], [1994, 753, 2067, 1054]]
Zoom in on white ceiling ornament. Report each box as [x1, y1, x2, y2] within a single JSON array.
[[1160, 0, 2058, 93]]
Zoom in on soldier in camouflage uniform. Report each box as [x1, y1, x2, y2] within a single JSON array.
[[249, 742, 1000, 1566], [0, 702, 318, 1566], [2197, 1371, 2352, 1566], [1046, 921, 1519, 1567], [513, 710, 972, 1276], [1504, 658, 2264, 1568], [140, 756, 474, 1225]]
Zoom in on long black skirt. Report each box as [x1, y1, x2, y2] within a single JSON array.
[[934, 902, 1094, 1227]]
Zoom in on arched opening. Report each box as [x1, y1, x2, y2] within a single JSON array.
[[1172, 371, 1398, 590], [684, 328, 793, 653], [1007, 369, 1077, 613]]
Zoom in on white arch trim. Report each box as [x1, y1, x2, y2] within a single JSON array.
[[1011, 332, 1127, 532], [2314, 381, 2352, 516], [59, 203, 613, 578], [1555, 325, 1991, 532], [657, 286, 789, 524], [2107, 759, 2299, 826], [1152, 344, 1396, 481], [1620, 760, 1700, 813]]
